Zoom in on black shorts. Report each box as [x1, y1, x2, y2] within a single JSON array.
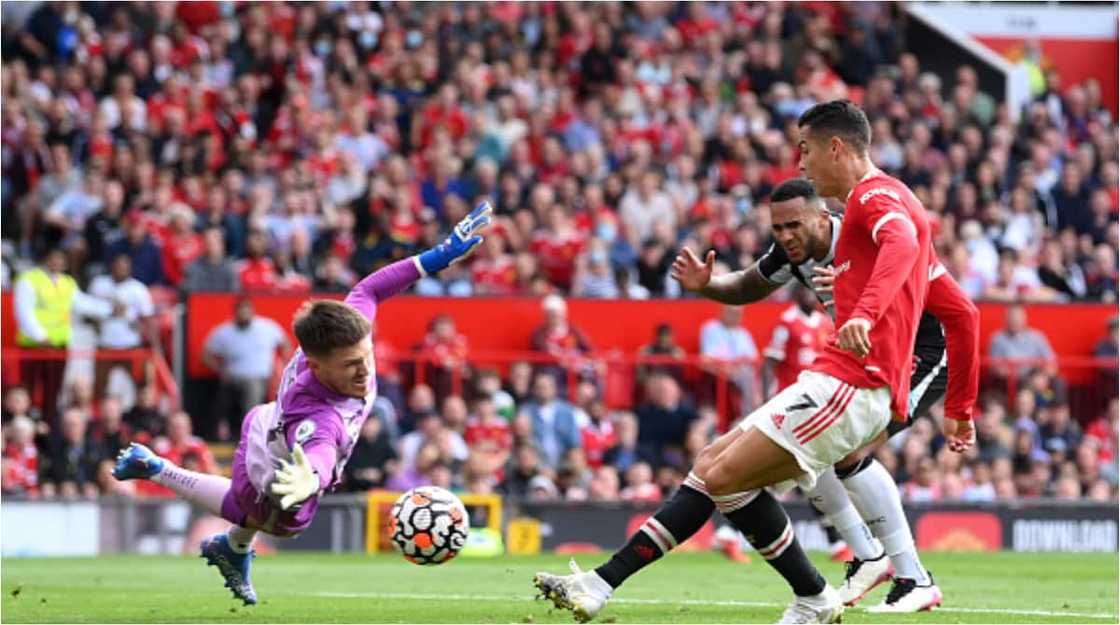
[[886, 350, 949, 437]]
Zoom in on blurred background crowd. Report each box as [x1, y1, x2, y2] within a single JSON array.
[[1, 2, 1116, 505]]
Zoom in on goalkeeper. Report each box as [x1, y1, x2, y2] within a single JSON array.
[[113, 203, 493, 605]]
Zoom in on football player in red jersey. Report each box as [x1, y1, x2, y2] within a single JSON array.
[[535, 103, 977, 624], [764, 285, 834, 396]]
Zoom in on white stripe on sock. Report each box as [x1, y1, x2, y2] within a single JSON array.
[[712, 490, 760, 513], [645, 517, 678, 550], [639, 522, 672, 553], [756, 524, 793, 560], [684, 472, 708, 494]]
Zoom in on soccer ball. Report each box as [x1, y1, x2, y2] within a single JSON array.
[[389, 486, 470, 565]]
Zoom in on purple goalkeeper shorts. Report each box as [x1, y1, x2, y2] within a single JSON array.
[[220, 405, 318, 537]]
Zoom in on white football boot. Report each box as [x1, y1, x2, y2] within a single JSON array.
[[866, 574, 943, 613], [533, 558, 613, 623], [837, 553, 893, 606], [776, 583, 844, 624]]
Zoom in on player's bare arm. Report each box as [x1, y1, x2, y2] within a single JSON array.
[[671, 247, 780, 304]]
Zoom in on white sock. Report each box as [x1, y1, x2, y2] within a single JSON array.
[[841, 460, 930, 584], [805, 469, 882, 561], [587, 569, 614, 597], [228, 526, 257, 554], [151, 462, 231, 517]]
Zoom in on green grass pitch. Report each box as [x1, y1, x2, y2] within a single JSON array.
[[2, 551, 1116, 623]]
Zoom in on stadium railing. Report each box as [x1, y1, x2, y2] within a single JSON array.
[[2, 346, 181, 410]]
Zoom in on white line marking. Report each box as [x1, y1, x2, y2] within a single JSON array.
[[311, 590, 1119, 620]]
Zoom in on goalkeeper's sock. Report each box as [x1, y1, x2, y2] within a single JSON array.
[[717, 489, 827, 597], [227, 526, 257, 554], [151, 462, 230, 517], [594, 472, 714, 588]]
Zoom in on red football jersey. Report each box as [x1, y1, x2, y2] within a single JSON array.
[[472, 256, 518, 295], [765, 305, 833, 392], [581, 420, 619, 469], [162, 232, 204, 286], [809, 169, 931, 420], [464, 417, 512, 451], [238, 258, 278, 292], [530, 230, 586, 290]]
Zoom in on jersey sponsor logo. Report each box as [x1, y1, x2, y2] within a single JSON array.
[[859, 187, 901, 205], [295, 419, 316, 443]]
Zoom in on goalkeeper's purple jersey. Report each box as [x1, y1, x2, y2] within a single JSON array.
[[225, 258, 420, 535]]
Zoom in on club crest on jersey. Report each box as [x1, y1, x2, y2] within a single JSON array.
[[859, 187, 900, 205], [295, 419, 316, 443]]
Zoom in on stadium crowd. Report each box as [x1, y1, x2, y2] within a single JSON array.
[[1, 2, 1117, 503]]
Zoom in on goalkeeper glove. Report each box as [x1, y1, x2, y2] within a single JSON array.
[[416, 201, 493, 275], [270, 443, 320, 511]]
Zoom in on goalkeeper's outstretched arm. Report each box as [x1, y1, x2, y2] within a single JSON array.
[[343, 201, 493, 321]]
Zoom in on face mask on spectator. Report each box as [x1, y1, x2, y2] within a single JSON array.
[[596, 222, 617, 243]]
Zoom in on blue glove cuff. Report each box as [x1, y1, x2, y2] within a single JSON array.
[[417, 246, 451, 276]]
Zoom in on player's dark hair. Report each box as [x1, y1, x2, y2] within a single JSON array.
[[293, 299, 371, 357], [770, 178, 820, 204], [797, 100, 872, 154]]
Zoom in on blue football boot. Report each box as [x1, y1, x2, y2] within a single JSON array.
[[200, 534, 258, 606], [111, 443, 164, 480]]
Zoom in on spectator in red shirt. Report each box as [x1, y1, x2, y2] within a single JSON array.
[[530, 294, 599, 390], [237, 229, 278, 292], [416, 84, 469, 150], [472, 235, 518, 295], [1085, 397, 1118, 468], [464, 395, 513, 481], [530, 206, 587, 291], [580, 399, 618, 470], [414, 313, 468, 390], [2, 416, 40, 497], [160, 203, 203, 286]]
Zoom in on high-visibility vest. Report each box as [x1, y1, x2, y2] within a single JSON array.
[[16, 268, 76, 347]]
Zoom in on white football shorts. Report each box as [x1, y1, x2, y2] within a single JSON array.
[[738, 370, 891, 493]]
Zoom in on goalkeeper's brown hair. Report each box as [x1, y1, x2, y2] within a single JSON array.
[[292, 300, 371, 357]]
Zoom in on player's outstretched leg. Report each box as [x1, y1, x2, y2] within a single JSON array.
[[114, 443, 260, 605], [200, 528, 259, 606], [839, 458, 942, 612], [113, 443, 230, 514], [533, 472, 716, 622], [806, 468, 892, 606]]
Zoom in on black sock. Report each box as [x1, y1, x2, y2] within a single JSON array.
[[594, 482, 714, 588], [721, 490, 826, 597], [823, 523, 843, 546]]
